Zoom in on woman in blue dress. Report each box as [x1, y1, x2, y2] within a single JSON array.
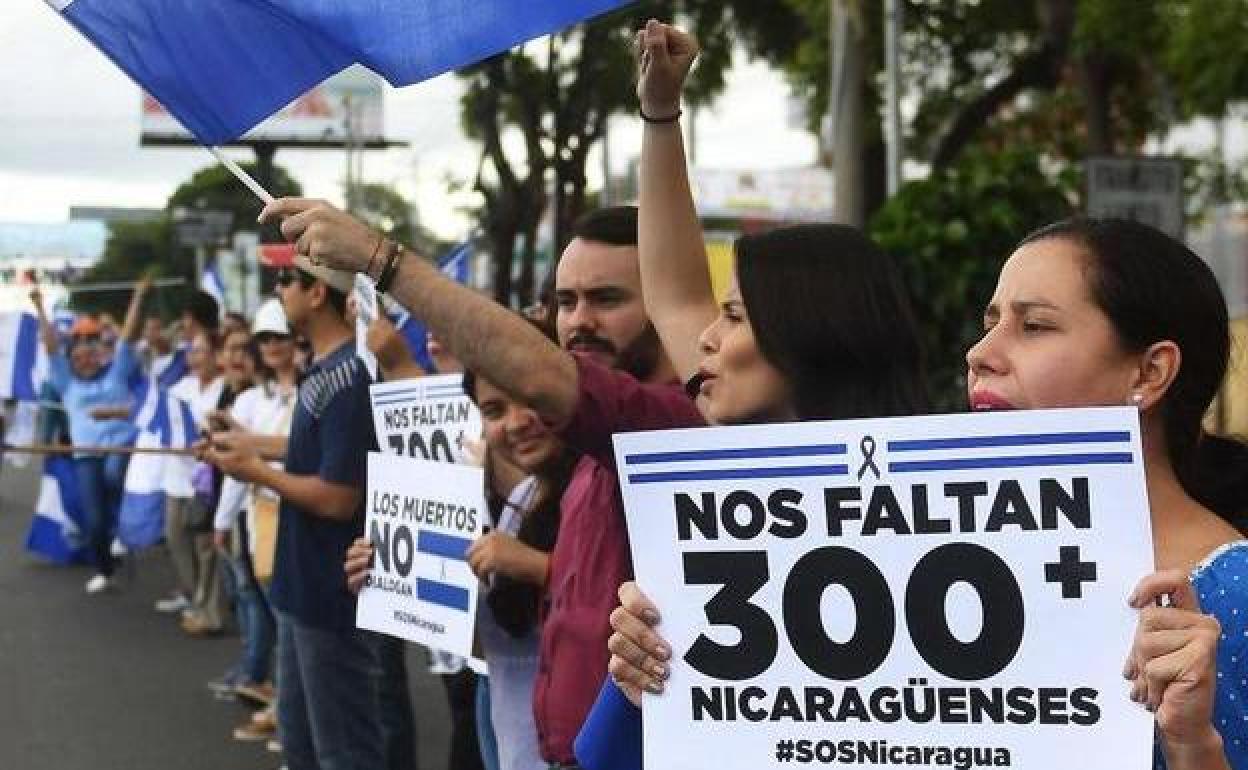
[[587, 20, 1247, 770]]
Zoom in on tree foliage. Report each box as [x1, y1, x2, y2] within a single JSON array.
[[869, 147, 1074, 409], [457, 0, 808, 305], [74, 162, 303, 318]]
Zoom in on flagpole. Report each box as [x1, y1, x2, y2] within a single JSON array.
[[208, 147, 275, 205], [67, 277, 186, 294], [3, 444, 199, 457]]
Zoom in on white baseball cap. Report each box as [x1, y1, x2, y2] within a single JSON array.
[[252, 298, 290, 337]]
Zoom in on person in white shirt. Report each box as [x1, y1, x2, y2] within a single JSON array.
[[163, 331, 224, 633], [209, 299, 298, 739]]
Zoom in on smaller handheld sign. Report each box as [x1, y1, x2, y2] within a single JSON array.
[[615, 407, 1154, 770], [357, 452, 485, 655], [370, 374, 482, 464]]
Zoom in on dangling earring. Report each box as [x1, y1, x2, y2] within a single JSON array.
[[1130, 392, 1144, 408]]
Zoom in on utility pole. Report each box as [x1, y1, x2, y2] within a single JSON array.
[[884, 0, 903, 196], [829, 0, 866, 227]]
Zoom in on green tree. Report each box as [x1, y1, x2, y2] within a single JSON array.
[[75, 161, 302, 318], [869, 147, 1074, 409], [352, 183, 453, 260], [458, 1, 807, 305]]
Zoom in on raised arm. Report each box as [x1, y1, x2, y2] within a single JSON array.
[[636, 20, 718, 383], [29, 288, 58, 356], [257, 201, 579, 427], [118, 275, 152, 344]]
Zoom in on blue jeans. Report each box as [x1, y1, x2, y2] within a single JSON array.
[[276, 612, 416, 770], [476, 675, 500, 770], [73, 454, 128, 576], [222, 526, 274, 684]]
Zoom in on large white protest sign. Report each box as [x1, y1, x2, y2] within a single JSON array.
[[616, 407, 1154, 770], [370, 374, 482, 464], [357, 452, 485, 656]]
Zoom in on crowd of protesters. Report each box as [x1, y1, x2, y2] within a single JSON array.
[[20, 19, 1248, 770]]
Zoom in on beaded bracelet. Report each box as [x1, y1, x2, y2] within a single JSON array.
[[640, 106, 682, 124]]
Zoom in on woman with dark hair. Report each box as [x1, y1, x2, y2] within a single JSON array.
[[608, 210, 1248, 769], [963, 217, 1247, 770], [630, 21, 924, 429], [572, 19, 930, 770], [461, 366, 578, 770]]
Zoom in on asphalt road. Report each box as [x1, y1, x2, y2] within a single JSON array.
[[0, 456, 452, 770]]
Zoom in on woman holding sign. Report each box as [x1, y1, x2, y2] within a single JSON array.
[[602, 208, 1248, 766], [574, 17, 936, 770]]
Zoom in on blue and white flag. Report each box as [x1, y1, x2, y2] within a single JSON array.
[[201, 263, 227, 313], [26, 455, 89, 564], [391, 241, 473, 372], [46, 0, 629, 145], [131, 382, 199, 449], [118, 430, 167, 549], [0, 312, 47, 401]]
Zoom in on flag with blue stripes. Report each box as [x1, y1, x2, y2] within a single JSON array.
[[46, 0, 629, 146], [391, 241, 473, 372], [201, 262, 227, 311], [118, 430, 167, 549], [25, 455, 89, 564], [0, 312, 47, 401], [131, 381, 199, 449]]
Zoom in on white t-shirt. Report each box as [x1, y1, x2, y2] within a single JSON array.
[[212, 381, 296, 533], [164, 374, 224, 498]]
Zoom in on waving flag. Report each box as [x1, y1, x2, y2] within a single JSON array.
[[118, 430, 167, 549], [46, 0, 629, 145], [391, 241, 473, 372], [131, 381, 199, 449], [26, 455, 89, 564], [0, 312, 47, 401], [201, 263, 227, 313]]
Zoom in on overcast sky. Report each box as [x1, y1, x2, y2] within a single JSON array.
[[0, 4, 818, 239]]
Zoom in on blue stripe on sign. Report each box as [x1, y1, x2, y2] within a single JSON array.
[[889, 452, 1133, 473], [417, 579, 470, 612], [628, 464, 849, 484], [887, 431, 1131, 452], [417, 530, 472, 561], [624, 444, 848, 465]]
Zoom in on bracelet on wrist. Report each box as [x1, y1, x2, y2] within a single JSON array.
[[375, 240, 406, 294], [640, 106, 682, 124]]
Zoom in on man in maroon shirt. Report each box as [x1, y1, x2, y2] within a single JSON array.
[[260, 200, 705, 769]]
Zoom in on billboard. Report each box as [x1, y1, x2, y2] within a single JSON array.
[[691, 167, 835, 222], [141, 65, 385, 147]]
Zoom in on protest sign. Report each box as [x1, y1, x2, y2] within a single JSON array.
[[354, 274, 379, 381], [357, 452, 485, 656], [370, 374, 482, 464], [615, 407, 1154, 770]]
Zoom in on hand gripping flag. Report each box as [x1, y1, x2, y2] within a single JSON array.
[[46, 0, 630, 145]]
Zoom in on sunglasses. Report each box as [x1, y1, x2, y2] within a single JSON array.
[[254, 331, 292, 345], [275, 267, 314, 288]]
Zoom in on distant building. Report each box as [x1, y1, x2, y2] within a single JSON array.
[[0, 220, 109, 312]]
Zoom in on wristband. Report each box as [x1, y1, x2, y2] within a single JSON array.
[[365, 233, 386, 278], [639, 106, 682, 124], [375, 240, 405, 294]]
